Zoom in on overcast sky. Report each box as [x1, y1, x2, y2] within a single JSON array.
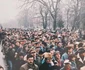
[[0, 0, 20, 23]]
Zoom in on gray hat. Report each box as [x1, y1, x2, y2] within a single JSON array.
[[54, 51, 60, 56], [78, 48, 85, 54]]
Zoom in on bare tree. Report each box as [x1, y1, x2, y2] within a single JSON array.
[[20, 0, 61, 30], [80, 0, 85, 30], [39, 5, 48, 29], [72, 0, 80, 30], [65, 0, 80, 31]]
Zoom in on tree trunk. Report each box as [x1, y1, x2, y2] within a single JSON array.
[[53, 19, 56, 30]]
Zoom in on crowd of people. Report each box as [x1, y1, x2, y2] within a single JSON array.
[[0, 28, 85, 70]]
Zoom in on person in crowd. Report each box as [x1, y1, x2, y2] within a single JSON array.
[[6, 45, 16, 70], [74, 42, 79, 53], [61, 45, 74, 62], [60, 59, 77, 70], [20, 54, 39, 70], [23, 46, 29, 56], [15, 53, 26, 70], [35, 50, 44, 67], [69, 54, 77, 70], [55, 42, 64, 55], [76, 48, 85, 70], [53, 51, 62, 70], [1, 28, 85, 70], [39, 53, 53, 70], [40, 41, 47, 52]]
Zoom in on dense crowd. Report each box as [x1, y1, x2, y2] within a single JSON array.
[[0, 28, 85, 70]]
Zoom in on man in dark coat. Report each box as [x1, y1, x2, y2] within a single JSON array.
[[39, 58, 53, 70], [39, 53, 53, 70], [15, 53, 26, 70], [6, 45, 15, 70], [55, 42, 64, 55]]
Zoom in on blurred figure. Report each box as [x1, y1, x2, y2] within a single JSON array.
[[39, 53, 53, 70], [0, 66, 4, 70], [69, 54, 77, 70], [61, 46, 74, 62], [53, 51, 62, 70], [55, 42, 64, 55], [76, 48, 85, 70], [6, 45, 15, 70], [15, 53, 26, 70], [60, 59, 77, 70]]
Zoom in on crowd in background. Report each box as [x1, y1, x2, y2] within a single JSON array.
[[0, 28, 85, 70]]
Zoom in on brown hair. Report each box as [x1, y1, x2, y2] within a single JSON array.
[[0, 66, 4, 70], [68, 54, 76, 61]]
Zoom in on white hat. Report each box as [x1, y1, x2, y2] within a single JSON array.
[[64, 59, 71, 64], [75, 42, 80, 45]]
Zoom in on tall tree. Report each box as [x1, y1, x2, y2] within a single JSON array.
[[39, 5, 48, 29], [65, 0, 80, 31], [20, 0, 61, 30]]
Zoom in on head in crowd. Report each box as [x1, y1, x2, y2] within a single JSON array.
[[78, 48, 85, 58], [0, 66, 4, 70], [39, 50, 44, 57], [50, 48, 55, 56], [27, 54, 34, 65], [18, 53, 24, 60], [30, 48, 36, 58], [54, 51, 61, 60], [69, 54, 76, 61], [78, 42, 83, 48], [57, 42, 63, 48], [64, 60, 71, 70], [65, 46, 73, 55]]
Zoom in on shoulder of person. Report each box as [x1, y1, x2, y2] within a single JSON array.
[[60, 67, 64, 70], [20, 66, 25, 70], [20, 63, 28, 70], [34, 64, 38, 68], [62, 52, 67, 56], [21, 63, 28, 68]]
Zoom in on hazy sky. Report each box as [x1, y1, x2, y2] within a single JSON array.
[[0, 0, 20, 23], [0, 0, 68, 24]]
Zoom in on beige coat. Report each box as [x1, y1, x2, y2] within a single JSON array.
[[20, 63, 39, 70]]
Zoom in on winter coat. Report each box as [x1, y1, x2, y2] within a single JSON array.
[[76, 56, 85, 70], [20, 63, 39, 70], [39, 61, 53, 70]]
